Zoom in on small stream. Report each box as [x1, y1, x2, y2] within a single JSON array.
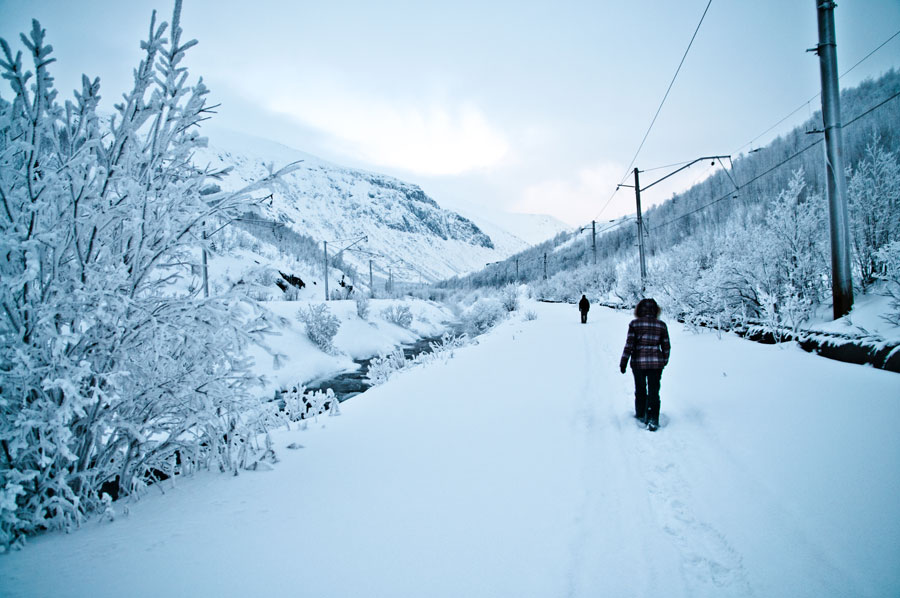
[[303, 331, 461, 402]]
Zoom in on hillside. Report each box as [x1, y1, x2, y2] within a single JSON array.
[[193, 129, 533, 294], [445, 70, 900, 340]]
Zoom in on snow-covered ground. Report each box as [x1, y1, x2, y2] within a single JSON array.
[[1, 302, 898, 597]]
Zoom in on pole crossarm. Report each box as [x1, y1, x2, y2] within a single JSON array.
[[638, 155, 732, 192]]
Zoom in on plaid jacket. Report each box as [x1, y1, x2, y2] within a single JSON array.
[[621, 316, 670, 370]]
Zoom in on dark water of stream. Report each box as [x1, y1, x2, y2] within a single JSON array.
[[302, 331, 460, 402]]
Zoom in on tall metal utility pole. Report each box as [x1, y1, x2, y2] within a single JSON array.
[[814, 0, 854, 318], [617, 156, 735, 294], [633, 168, 648, 290], [591, 220, 597, 265]]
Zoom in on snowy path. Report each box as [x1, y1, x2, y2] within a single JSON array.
[[2, 302, 899, 597]]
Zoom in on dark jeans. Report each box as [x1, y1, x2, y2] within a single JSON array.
[[633, 368, 662, 423], [580, 311, 588, 323]]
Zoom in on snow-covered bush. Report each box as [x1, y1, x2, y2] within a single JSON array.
[[298, 303, 341, 352], [461, 297, 507, 334], [614, 266, 644, 306], [0, 8, 299, 548], [876, 240, 900, 326], [366, 349, 408, 385], [366, 333, 469, 385], [524, 310, 538, 321], [356, 296, 370, 320], [382, 304, 413, 328], [650, 170, 828, 332], [500, 284, 519, 312]]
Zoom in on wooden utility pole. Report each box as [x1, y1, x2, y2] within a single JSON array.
[[369, 259, 374, 298], [543, 253, 548, 280], [814, 0, 854, 318], [591, 220, 597, 265]]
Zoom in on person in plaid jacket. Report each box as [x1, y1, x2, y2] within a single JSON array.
[[619, 298, 670, 431]]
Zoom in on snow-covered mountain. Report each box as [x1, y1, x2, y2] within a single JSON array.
[[445, 206, 570, 250], [194, 129, 532, 288]]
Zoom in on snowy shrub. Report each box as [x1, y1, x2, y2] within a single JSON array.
[[649, 171, 828, 333], [427, 332, 469, 357], [524, 310, 538, 321], [280, 386, 308, 424], [614, 266, 644, 306], [330, 288, 345, 301], [500, 284, 519, 312], [876, 240, 900, 326], [298, 389, 340, 426], [0, 8, 299, 547], [298, 304, 341, 352], [366, 349, 408, 385], [461, 297, 506, 334], [382, 304, 413, 328], [366, 333, 469, 386], [356, 296, 371, 320]]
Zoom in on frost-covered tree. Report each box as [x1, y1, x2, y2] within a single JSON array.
[[848, 137, 900, 290], [651, 171, 827, 332], [759, 170, 829, 307], [0, 3, 296, 548]]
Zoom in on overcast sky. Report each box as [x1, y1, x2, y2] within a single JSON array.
[[1, 0, 898, 228]]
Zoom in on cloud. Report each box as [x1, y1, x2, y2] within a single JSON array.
[[263, 81, 509, 176], [515, 162, 629, 227]]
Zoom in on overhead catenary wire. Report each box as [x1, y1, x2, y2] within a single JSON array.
[[637, 159, 696, 173], [733, 27, 900, 156], [650, 89, 900, 232], [595, 0, 714, 221]]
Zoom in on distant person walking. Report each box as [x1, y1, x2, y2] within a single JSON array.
[[578, 294, 590, 324], [619, 298, 670, 431]]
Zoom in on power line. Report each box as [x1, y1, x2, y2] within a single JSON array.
[[733, 27, 900, 156], [843, 88, 900, 127], [638, 159, 696, 173], [596, 0, 713, 221], [840, 28, 900, 79], [651, 89, 900, 232], [623, 0, 713, 181]]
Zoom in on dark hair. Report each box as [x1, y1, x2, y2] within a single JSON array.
[[634, 298, 660, 318]]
